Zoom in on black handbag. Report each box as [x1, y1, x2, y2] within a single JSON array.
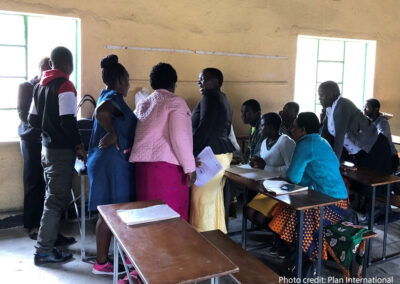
[[77, 94, 96, 150]]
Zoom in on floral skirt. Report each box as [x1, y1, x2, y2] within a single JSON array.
[[269, 200, 348, 260]]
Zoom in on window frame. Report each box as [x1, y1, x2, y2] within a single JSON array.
[[0, 11, 80, 141]]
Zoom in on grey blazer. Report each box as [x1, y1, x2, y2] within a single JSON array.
[[321, 97, 378, 159]]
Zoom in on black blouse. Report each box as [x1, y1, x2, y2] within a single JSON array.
[[192, 91, 235, 156]]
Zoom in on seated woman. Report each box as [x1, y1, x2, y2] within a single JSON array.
[[269, 112, 348, 270], [246, 112, 295, 225]]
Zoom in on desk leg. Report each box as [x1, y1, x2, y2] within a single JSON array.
[[316, 206, 324, 280], [241, 187, 248, 249], [81, 175, 86, 261], [383, 184, 391, 260], [367, 186, 376, 267], [118, 245, 133, 284], [297, 210, 304, 280], [113, 237, 118, 284], [224, 179, 231, 233]]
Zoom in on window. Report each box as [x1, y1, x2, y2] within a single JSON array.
[[294, 35, 376, 116], [0, 11, 80, 141]]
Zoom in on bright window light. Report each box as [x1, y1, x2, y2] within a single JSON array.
[[294, 35, 376, 117], [0, 11, 80, 142]]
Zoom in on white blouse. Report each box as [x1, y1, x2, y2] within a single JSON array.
[[259, 134, 296, 177]]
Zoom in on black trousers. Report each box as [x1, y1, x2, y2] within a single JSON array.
[[20, 139, 45, 229]]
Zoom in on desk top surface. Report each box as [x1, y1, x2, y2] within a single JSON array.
[[341, 166, 400, 187], [202, 230, 280, 284], [392, 135, 400, 145], [98, 200, 238, 284], [225, 170, 339, 210]]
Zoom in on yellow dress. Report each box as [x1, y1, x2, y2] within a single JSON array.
[[190, 153, 232, 233], [247, 193, 279, 218]]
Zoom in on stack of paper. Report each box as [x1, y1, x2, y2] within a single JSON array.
[[195, 146, 223, 187], [117, 204, 180, 225], [262, 180, 308, 196], [225, 164, 279, 181]]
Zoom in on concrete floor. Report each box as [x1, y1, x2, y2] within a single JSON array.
[[1, 213, 400, 284]]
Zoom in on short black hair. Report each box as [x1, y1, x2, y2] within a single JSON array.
[[100, 54, 129, 86], [262, 112, 282, 132], [50, 46, 72, 67], [38, 57, 51, 70], [242, 99, 261, 113], [285, 101, 300, 115], [367, 98, 380, 110], [319, 81, 341, 97], [150, 63, 177, 90], [296, 112, 320, 134], [203, 67, 223, 87]]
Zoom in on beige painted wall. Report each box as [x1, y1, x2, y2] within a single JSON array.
[[1, 0, 400, 212]]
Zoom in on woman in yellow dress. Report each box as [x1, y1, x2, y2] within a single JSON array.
[[190, 68, 236, 233]]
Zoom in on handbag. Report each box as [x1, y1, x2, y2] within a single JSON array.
[[77, 94, 96, 150]]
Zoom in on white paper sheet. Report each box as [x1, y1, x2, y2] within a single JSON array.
[[117, 204, 180, 226], [194, 146, 223, 187], [74, 158, 86, 173], [225, 164, 278, 181], [262, 180, 308, 195]]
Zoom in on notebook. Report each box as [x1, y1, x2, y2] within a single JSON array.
[[117, 204, 180, 226], [262, 180, 308, 196], [225, 164, 279, 181]]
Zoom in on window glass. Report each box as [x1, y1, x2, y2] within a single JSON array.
[[0, 14, 25, 45], [0, 46, 26, 77], [0, 78, 25, 109], [317, 62, 343, 83], [318, 40, 344, 61]]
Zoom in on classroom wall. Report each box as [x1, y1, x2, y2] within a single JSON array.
[[1, 0, 400, 212]]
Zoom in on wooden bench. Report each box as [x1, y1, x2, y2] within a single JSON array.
[[201, 230, 280, 284]]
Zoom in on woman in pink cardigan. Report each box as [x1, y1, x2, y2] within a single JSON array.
[[129, 63, 196, 221]]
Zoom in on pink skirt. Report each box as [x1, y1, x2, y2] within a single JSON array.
[[135, 162, 189, 221]]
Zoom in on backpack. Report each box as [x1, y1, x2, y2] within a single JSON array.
[[77, 94, 96, 150]]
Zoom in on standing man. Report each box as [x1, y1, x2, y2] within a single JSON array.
[[29, 46, 86, 265], [241, 99, 262, 161], [319, 81, 391, 174], [18, 57, 51, 240], [279, 101, 299, 137]]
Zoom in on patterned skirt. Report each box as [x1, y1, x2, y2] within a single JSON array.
[[269, 200, 348, 260]]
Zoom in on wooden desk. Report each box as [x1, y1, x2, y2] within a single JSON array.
[[342, 166, 400, 266], [98, 200, 239, 284], [224, 169, 339, 281], [392, 135, 400, 146], [202, 230, 280, 284]]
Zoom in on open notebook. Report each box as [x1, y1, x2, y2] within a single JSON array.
[[262, 180, 308, 196], [117, 204, 180, 226]]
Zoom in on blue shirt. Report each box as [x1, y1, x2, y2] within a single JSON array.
[[286, 133, 348, 199]]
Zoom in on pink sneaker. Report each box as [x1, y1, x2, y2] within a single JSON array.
[[118, 270, 142, 284], [125, 256, 133, 269], [92, 260, 125, 275]]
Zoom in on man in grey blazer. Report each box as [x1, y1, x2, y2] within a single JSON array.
[[319, 81, 392, 174]]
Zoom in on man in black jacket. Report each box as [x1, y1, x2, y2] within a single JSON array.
[[17, 57, 50, 239], [29, 46, 86, 265]]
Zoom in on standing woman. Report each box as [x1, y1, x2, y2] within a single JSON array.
[[88, 55, 137, 274], [129, 63, 196, 221], [190, 68, 236, 233]]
